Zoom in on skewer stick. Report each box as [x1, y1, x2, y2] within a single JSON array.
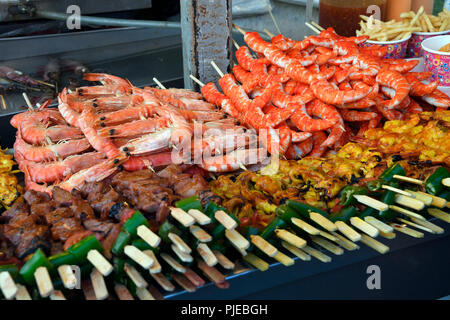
[[189, 74, 206, 87], [393, 175, 424, 185], [281, 241, 311, 261], [250, 235, 278, 257], [190, 225, 212, 242], [390, 223, 424, 238], [0, 271, 18, 300], [136, 287, 156, 300], [243, 252, 270, 271], [264, 0, 281, 34], [353, 195, 388, 211], [334, 221, 361, 242], [273, 251, 295, 266], [160, 253, 186, 273], [81, 279, 96, 300], [212, 250, 235, 270], [214, 210, 238, 230], [0, 94, 6, 110], [427, 208, 450, 223], [413, 191, 447, 208], [151, 272, 176, 292], [330, 232, 360, 251], [124, 245, 154, 269], [311, 236, 344, 255], [35, 79, 55, 88], [309, 211, 337, 232], [15, 285, 32, 300], [232, 39, 240, 50], [187, 208, 211, 225], [114, 284, 135, 300], [168, 232, 192, 254], [34, 266, 54, 298], [263, 28, 275, 38], [364, 216, 394, 234], [233, 23, 246, 35], [311, 21, 325, 31], [225, 229, 250, 249], [210, 61, 225, 77], [153, 77, 167, 89], [143, 250, 162, 274], [360, 234, 390, 254], [318, 230, 338, 242], [406, 189, 433, 206], [137, 225, 161, 248], [87, 249, 113, 276], [90, 269, 108, 300], [124, 263, 148, 288], [197, 243, 218, 267], [305, 22, 321, 34], [171, 244, 194, 263], [50, 290, 66, 300], [291, 217, 320, 235], [395, 194, 425, 211], [57, 265, 78, 289], [172, 273, 196, 292], [410, 217, 444, 234], [302, 245, 332, 263], [350, 217, 379, 238], [22, 92, 33, 110], [170, 207, 196, 227], [442, 177, 450, 187], [396, 218, 435, 233], [389, 205, 426, 221], [275, 229, 307, 248], [382, 185, 413, 197]]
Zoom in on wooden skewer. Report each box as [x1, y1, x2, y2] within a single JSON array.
[[334, 221, 361, 242], [171, 244, 194, 263], [263, 0, 281, 34], [378, 230, 396, 239], [168, 232, 192, 254], [170, 207, 196, 227], [15, 284, 32, 300], [413, 191, 447, 208], [305, 22, 321, 34], [243, 252, 270, 271], [308, 211, 337, 232], [34, 266, 54, 298], [212, 250, 235, 270], [57, 265, 78, 289], [382, 185, 413, 197], [150, 272, 176, 292], [281, 241, 311, 261], [360, 234, 389, 254], [124, 245, 154, 269], [273, 251, 295, 266], [291, 217, 320, 235], [311, 21, 325, 31], [364, 216, 394, 234], [197, 243, 218, 267], [50, 290, 66, 300], [275, 229, 306, 248], [137, 225, 161, 248], [90, 268, 108, 300], [353, 195, 389, 211], [81, 279, 96, 300], [389, 205, 426, 221], [187, 208, 211, 225], [318, 230, 338, 242], [214, 210, 238, 230], [330, 232, 360, 251], [160, 253, 186, 273], [124, 263, 148, 288], [143, 250, 162, 274], [210, 60, 225, 78], [263, 28, 275, 38], [87, 249, 113, 276], [411, 217, 444, 234], [22, 92, 33, 111], [0, 94, 6, 110], [390, 223, 424, 238], [189, 74, 206, 87], [442, 177, 450, 187], [0, 271, 18, 300], [171, 273, 197, 293], [136, 287, 156, 300], [406, 189, 433, 206], [302, 245, 332, 263], [233, 23, 246, 35], [190, 225, 212, 242], [153, 77, 167, 89], [114, 284, 135, 300], [427, 208, 450, 223], [250, 235, 278, 257], [396, 218, 434, 233], [395, 194, 425, 211], [225, 229, 250, 249], [311, 236, 344, 255], [393, 175, 424, 185], [350, 217, 379, 238], [232, 39, 240, 50]]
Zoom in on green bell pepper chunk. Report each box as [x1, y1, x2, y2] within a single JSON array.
[[112, 231, 131, 256], [80, 263, 94, 277], [437, 190, 450, 201], [366, 180, 383, 192], [48, 251, 78, 267], [203, 202, 225, 223], [329, 206, 358, 222], [122, 211, 150, 237], [379, 163, 405, 183], [378, 189, 396, 221], [260, 217, 287, 240], [203, 202, 239, 239], [0, 264, 20, 280], [175, 196, 203, 212], [158, 220, 181, 243], [359, 207, 377, 219], [425, 167, 450, 195], [340, 186, 368, 206], [285, 200, 328, 219], [131, 239, 159, 254], [276, 204, 301, 222], [19, 248, 53, 285], [68, 235, 103, 261]]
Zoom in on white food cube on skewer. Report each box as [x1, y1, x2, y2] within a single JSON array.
[[214, 210, 238, 230], [87, 249, 113, 276], [90, 269, 108, 300], [187, 209, 211, 225], [170, 207, 195, 227], [137, 225, 161, 248], [124, 245, 154, 270], [0, 271, 18, 300], [34, 266, 54, 298]]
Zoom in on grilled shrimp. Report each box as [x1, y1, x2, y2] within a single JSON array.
[[404, 74, 440, 97], [376, 70, 410, 109], [421, 89, 450, 109], [311, 79, 372, 105], [199, 148, 266, 172]]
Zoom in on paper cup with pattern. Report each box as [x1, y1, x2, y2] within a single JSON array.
[[422, 35, 450, 87], [360, 35, 411, 59], [407, 30, 450, 58]]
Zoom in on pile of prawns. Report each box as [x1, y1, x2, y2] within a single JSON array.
[[11, 73, 261, 194], [201, 26, 450, 160]]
